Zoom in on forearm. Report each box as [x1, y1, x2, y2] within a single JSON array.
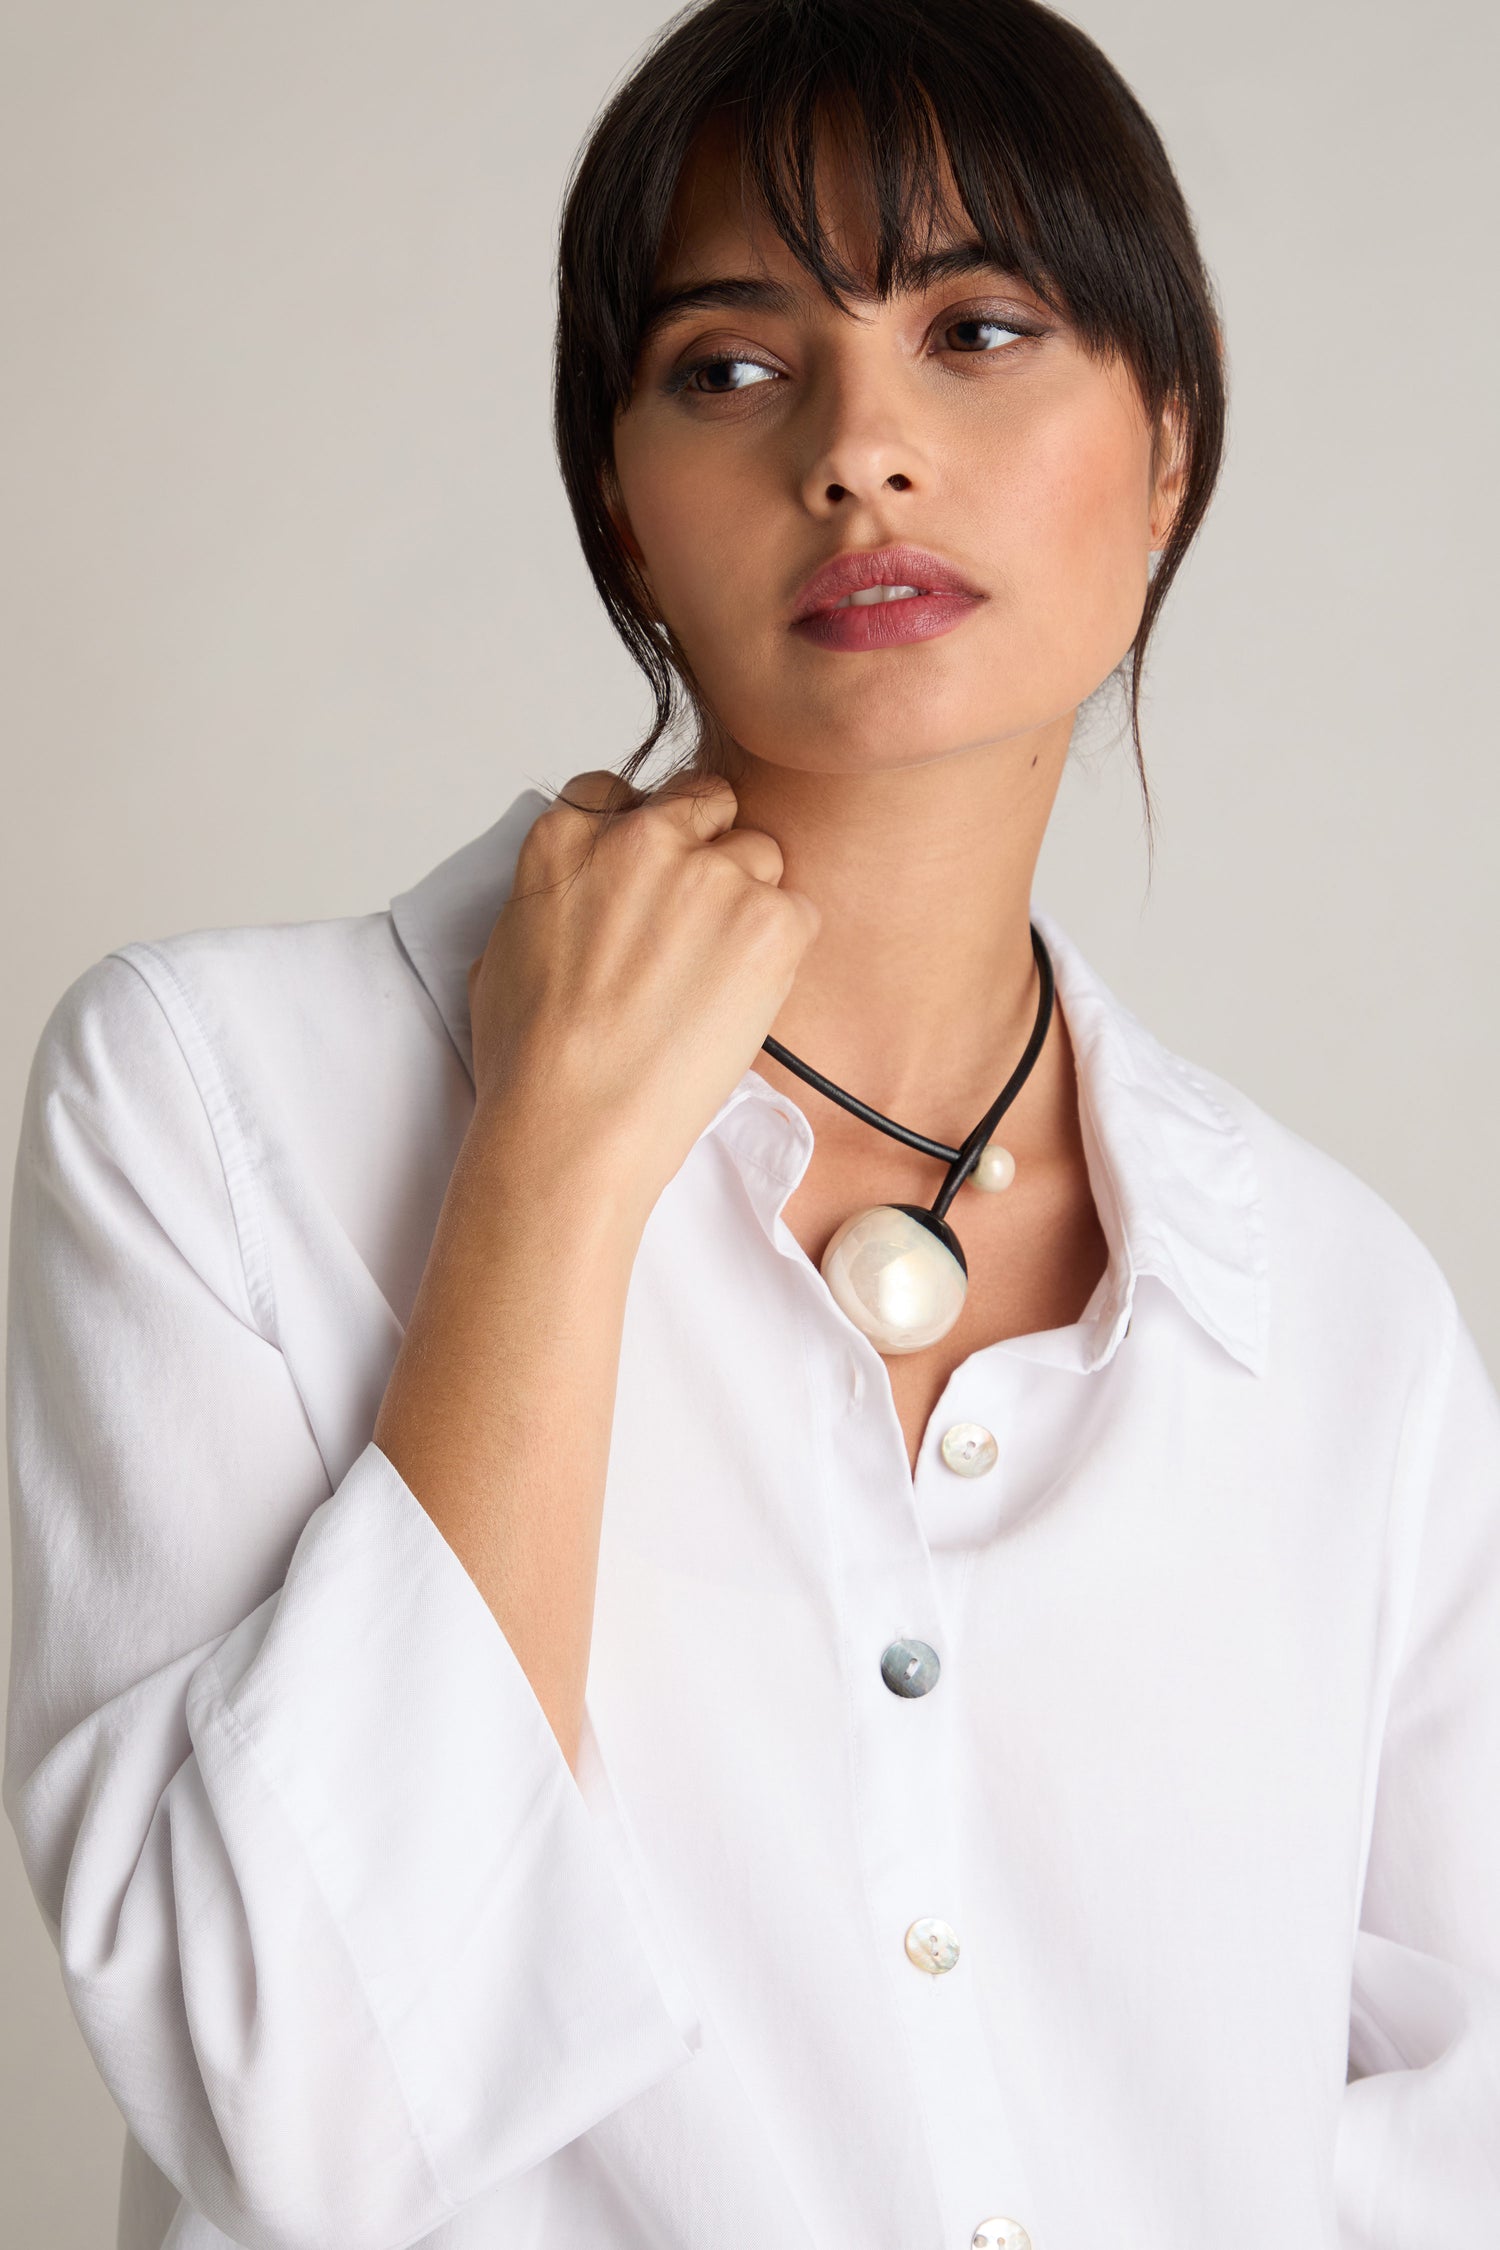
[[373, 1103, 650, 1772]]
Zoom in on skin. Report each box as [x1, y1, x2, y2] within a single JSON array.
[[374, 125, 1188, 1771], [611, 126, 1187, 1462]]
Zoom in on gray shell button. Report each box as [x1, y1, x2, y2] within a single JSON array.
[[880, 1638, 941, 1697]]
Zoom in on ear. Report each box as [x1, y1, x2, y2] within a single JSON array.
[[1148, 395, 1190, 553]]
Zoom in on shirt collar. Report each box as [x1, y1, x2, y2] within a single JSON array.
[[1030, 907, 1268, 1379], [390, 791, 1267, 1380]]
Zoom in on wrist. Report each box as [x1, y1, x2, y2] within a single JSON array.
[[459, 1093, 661, 1251]]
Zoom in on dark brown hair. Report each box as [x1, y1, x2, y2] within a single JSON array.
[[552, 0, 1225, 844]]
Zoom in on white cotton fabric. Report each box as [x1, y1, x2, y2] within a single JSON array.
[[5, 785, 1499, 2250]]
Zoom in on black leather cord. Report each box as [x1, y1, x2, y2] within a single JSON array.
[[758, 1044, 965, 1164], [760, 924, 1055, 1225]]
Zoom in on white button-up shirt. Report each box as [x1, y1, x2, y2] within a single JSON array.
[[6, 787, 1499, 2250]]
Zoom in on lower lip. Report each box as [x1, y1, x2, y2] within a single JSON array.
[[792, 591, 982, 653]]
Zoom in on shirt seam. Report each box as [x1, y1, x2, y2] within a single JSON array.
[[108, 942, 279, 1347], [727, 1151, 804, 1193]]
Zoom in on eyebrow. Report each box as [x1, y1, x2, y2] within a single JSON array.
[[638, 240, 1021, 348]]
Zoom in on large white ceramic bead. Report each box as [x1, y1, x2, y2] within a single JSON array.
[[820, 1204, 968, 1354], [972, 1142, 1016, 1192]]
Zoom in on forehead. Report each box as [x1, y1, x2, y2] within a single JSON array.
[[652, 109, 972, 297]]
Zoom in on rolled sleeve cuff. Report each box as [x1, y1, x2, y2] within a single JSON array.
[[199, 1438, 703, 2205]]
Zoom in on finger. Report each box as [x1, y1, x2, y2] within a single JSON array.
[[706, 827, 785, 885], [550, 769, 648, 819], [780, 884, 823, 945], [643, 770, 739, 845]]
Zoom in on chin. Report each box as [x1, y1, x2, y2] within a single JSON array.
[[756, 674, 1047, 768], [729, 712, 1005, 778]]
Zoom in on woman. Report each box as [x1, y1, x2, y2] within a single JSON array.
[[6, 2, 1497, 2247]]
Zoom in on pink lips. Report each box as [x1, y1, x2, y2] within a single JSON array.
[[789, 542, 984, 653]]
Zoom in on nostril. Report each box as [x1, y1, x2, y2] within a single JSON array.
[[886, 472, 911, 491]]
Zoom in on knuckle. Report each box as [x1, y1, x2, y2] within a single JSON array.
[[541, 770, 638, 833], [657, 772, 738, 826], [514, 822, 551, 875], [561, 767, 622, 802], [791, 890, 822, 940], [759, 884, 815, 953], [733, 874, 787, 940], [679, 844, 729, 908], [516, 814, 569, 878]]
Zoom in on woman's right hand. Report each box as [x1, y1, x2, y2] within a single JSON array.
[[465, 768, 821, 1223]]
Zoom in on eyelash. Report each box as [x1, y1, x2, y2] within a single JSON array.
[[663, 312, 1044, 398]]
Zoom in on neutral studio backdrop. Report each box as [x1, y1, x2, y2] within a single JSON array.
[[2, 0, 1495, 2237]]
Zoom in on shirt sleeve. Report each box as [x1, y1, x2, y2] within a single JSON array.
[[1336, 1289, 1500, 2247], [2, 952, 702, 2250]]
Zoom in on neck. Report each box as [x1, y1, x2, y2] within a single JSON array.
[[723, 714, 1074, 1128]]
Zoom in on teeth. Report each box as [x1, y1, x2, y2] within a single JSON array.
[[835, 583, 923, 608]]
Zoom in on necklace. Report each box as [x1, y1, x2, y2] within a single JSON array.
[[761, 925, 1055, 1355]]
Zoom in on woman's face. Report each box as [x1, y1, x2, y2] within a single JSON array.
[[609, 128, 1184, 778]]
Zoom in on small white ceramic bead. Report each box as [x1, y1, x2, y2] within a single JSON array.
[[820, 1205, 968, 1353], [972, 1142, 1016, 1192]]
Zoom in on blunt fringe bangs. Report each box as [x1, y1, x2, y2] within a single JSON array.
[[553, 0, 1226, 845]]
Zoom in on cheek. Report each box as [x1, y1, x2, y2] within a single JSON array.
[[614, 431, 777, 648], [988, 384, 1153, 640]]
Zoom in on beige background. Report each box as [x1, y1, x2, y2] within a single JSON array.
[[3, 0, 1495, 2237]]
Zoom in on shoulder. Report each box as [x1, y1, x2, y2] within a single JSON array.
[[21, 906, 456, 1247], [19, 906, 463, 1345], [1183, 1045, 1458, 1363], [29, 904, 441, 1117]]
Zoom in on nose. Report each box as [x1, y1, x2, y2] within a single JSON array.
[[797, 361, 928, 517]]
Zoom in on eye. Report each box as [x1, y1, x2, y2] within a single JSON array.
[[941, 316, 1027, 353], [670, 353, 781, 396]]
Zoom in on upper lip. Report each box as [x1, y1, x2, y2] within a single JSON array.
[[789, 543, 983, 621]]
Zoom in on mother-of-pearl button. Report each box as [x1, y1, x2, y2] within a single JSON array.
[[940, 1421, 998, 1476], [904, 1916, 960, 1974], [880, 1638, 941, 1697], [971, 2221, 1031, 2250]]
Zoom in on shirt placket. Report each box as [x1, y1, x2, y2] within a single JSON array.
[[723, 1085, 1051, 2250], [825, 1338, 1049, 2250]]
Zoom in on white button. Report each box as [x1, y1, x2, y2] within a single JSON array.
[[940, 1421, 997, 1476], [904, 1916, 960, 1974], [971, 2222, 1031, 2250]]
